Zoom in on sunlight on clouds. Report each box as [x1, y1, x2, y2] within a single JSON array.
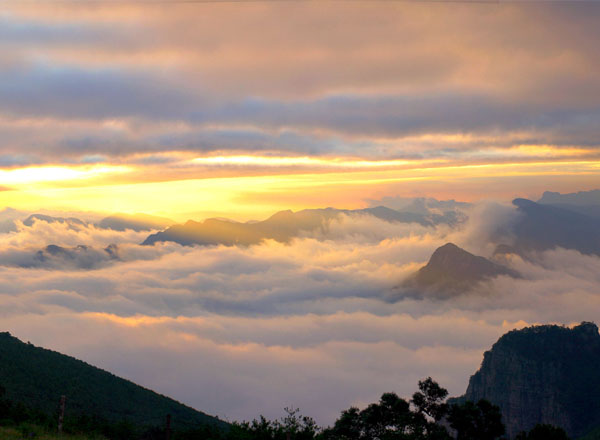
[[191, 155, 413, 168], [1, 0, 600, 428], [0, 164, 130, 186], [1, 158, 598, 221], [83, 312, 176, 328]]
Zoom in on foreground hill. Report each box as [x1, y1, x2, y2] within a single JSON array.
[[453, 322, 600, 439], [0, 332, 224, 430]]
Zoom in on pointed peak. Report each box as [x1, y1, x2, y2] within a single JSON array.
[[268, 209, 294, 220], [435, 242, 462, 252], [429, 243, 470, 259]]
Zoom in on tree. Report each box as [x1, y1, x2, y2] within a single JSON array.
[[515, 424, 570, 440], [281, 407, 320, 440], [448, 399, 505, 440], [360, 392, 412, 440], [411, 377, 448, 422], [229, 408, 319, 440], [325, 380, 456, 440], [410, 377, 452, 440], [326, 407, 361, 440], [324, 392, 414, 440]]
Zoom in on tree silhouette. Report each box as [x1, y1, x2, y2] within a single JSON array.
[[448, 399, 505, 440], [515, 424, 570, 440]]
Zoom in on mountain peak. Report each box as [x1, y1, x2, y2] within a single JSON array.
[[405, 243, 518, 294], [429, 241, 463, 256], [268, 209, 294, 220]]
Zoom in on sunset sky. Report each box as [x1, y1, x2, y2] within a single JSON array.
[[1, 1, 599, 220], [1, 0, 600, 427]]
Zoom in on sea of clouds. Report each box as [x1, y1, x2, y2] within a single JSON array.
[[0, 203, 598, 425]]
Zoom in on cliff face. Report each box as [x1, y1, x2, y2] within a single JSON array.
[[460, 322, 600, 439]]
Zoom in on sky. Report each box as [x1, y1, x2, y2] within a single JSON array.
[[1, 0, 600, 428], [1, 1, 600, 219]]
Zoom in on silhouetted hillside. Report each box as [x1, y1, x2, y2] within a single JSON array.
[[505, 199, 600, 256], [453, 322, 600, 438], [538, 189, 600, 206], [403, 243, 518, 295], [537, 190, 600, 219], [0, 332, 224, 430]]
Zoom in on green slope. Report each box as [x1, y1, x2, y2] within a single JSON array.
[[0, 332, 225, 430]]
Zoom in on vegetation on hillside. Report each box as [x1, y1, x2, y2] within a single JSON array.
[[0, 330, 584, 440], [0, 332, 224, 430], [0, 376, 575, 440]]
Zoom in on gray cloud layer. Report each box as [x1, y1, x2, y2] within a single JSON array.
[[1, 4, 600, 162]]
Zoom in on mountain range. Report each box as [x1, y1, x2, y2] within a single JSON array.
[[142, 205, 465, 247], [9, 212, 175, 233], [538, 189, 600, 219], [495, 198, 600, 258]]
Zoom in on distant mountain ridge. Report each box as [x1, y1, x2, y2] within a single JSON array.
[[537, 189, 600, 219], [16, 213, 174, 232], [0, 332, 224, 430], [497, 198, 600, 257], [403, 243, 519, 295], [97, 213, 175, 232], [142, 206, 466, 247], [23, 214, 87, 229], [538, 189, 600, 206], [452, 322, 600, 439]]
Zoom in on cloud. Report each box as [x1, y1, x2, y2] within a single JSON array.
[[1, 0, 600, 425], [0, 216, 173, 270], [0, 62, 198, 121], [0, 205, 598, 425], [1, 4, 600, 162]]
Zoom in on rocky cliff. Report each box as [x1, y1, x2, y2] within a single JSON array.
[[457, 322, 600, 439]]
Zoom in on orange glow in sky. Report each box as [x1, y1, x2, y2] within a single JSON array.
[[1, 154, 598, 221]]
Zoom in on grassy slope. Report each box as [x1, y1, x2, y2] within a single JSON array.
[[0, 426, 104, 440], [0, 332, 225, 430], [580, 426, 600, 440]]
